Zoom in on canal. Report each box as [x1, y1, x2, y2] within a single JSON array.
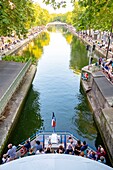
[[9, 27, 102, 150]]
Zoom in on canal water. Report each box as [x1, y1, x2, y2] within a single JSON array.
[[9, 28, 102, 150]]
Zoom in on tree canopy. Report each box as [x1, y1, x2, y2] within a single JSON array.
[[1, 0, 113, 37], [0, 0, 51, 37]]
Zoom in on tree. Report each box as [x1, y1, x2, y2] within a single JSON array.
[[0, 0, 35, 37]]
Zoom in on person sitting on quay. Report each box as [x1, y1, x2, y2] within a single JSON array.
[[82, 72, 89, 81], [99, 56, 102, 65]]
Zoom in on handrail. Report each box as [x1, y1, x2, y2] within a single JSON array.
[[0, 60, 31, 117], [16, 130, 96, 152]]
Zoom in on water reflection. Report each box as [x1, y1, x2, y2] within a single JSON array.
[[10, 28, 101, 149], [9, 86, 43, 145], [18, 32, 50, 60], [70, 36, 88, 71], [72, 86, 97, 140]]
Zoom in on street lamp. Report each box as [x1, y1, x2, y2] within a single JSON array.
[[106, 34, 110, 60]]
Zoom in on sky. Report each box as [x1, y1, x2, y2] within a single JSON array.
[[33, 0, 73, 14]]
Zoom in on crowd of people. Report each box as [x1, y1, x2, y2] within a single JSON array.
[[0, 26, 44, 54], [100, 56, 113, 82], [1, 136, 107, 165]]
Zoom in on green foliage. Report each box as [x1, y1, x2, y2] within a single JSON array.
[[50, 12, 73, 24], [43, 0, 66, 9], [72, 0, 113, 33], [2, 55, 36, 64], [0, 0, 51, 37]]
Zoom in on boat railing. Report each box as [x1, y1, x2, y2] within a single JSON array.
[[16, 130, 95, 152]]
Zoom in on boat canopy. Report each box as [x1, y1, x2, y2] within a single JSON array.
[[1, 154, 113, 170]]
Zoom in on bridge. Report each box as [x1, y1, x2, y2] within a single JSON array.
[[46, 21, 67, 27]]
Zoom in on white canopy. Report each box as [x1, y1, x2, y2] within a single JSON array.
[[1, 154, 113, 170]]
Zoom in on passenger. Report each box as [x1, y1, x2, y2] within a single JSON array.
[[96, 146, 106, 160], [74, 140, 82, 156], [98, 156, 106, 164], [35, 148, 44, 155], [57, 145, 65, 154], [79, 151, 85, 157], [80, 141, 88, 152], [2, 154, 9, 164], [87, 150, 97, 160], [20, 146, 27, 157], [5, 144, 17, 161], [45, 146, 52, 154], [32, 140, 43, 153], [27, 148, 35, 156], [19, 139, 31, 152], [65, 137, 75, 154]]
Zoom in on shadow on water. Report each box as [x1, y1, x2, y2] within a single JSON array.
[[7, 85, 43, 146], [72, 86, 97, 141]]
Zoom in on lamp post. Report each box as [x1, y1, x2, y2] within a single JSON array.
[[106, 34, 110, 60], [106, 23, 113, 60]]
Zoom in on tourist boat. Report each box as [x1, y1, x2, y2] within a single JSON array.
[[1, 113, 113, 170]]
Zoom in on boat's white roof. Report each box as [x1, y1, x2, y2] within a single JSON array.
[[1, 154, 113, 170]]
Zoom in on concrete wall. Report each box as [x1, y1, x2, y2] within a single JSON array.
[[81, 69, 113, 166]]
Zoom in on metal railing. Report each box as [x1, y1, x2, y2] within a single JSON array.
[[0, 60, 31, 117]]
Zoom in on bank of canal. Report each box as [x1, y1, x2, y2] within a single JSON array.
[[8, 30, 104, 151]]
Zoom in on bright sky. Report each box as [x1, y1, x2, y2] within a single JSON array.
[[33, 0, 73, 14]]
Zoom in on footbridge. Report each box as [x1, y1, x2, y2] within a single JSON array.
[[46, 21, 67, 28]]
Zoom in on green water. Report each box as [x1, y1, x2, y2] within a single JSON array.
[[9, 29, 101, 150]]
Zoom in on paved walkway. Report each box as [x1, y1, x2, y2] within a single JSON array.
[[0, 64, 36, 154], [0, 61, 25, 98], [93, 71, 113, 106]]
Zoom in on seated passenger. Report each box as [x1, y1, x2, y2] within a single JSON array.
[[2, 154, 9, 164], [27, 148, 35, 156], [96, 146, 106, 160], [32, 140, 42, 153], [80, 141, 88, 152], [45, 146, 52, 154], [98, 156, 106, 164], [79, 151, 85, 157], [74, 140, 82, 156], [57, 145, 65, 154], [87, 150, 97, 160], [5, 144, 17, 161], [65, 137, 75, 154], [35, 148, 44, 155], [19, 139, 31, 152]]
